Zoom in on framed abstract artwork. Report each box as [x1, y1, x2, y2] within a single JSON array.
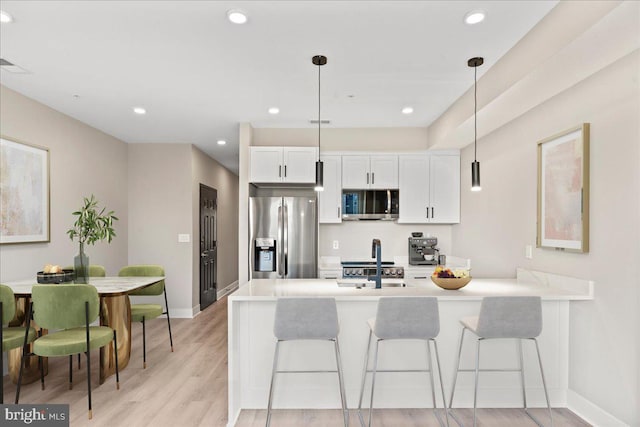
[[537, 124, 590, 252], [0, 136, 50, 244]]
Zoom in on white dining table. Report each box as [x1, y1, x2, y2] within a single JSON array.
[[3, 276, 165, 384]]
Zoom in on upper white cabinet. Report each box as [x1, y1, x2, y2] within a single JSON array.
[[250, 146, 318, 183], [341, 155, 398, 189], [398, 153, 460, 224], [318, 155, 342, 223]]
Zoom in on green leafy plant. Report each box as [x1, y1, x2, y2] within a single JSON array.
[[67, 195, 118, 246]]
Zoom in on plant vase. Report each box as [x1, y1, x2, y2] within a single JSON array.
[[74, 243, 90, 284]]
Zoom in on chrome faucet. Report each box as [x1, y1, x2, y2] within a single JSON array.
[[368, 239, 382, 289]]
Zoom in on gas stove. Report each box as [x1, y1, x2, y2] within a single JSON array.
[[341, 261, 404, 279]]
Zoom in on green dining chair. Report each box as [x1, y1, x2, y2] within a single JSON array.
[[15, 284, 120, 419], [1, 284, 37, 404], [63, 265, 106, 370], [118, 265, 173, 368], [63, 264, 106, 278]]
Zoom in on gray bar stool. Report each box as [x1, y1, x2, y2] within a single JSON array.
[[357, 297, 449, 427], [448, 296, 553, 427], [266, 297, 348, 427]]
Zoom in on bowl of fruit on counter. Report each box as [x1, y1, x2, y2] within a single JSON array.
[[431, 266, 471, 290]]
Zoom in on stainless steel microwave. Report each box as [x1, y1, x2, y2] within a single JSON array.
[[341, 190, 399, 220]]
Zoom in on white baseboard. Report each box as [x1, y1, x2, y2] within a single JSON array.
[[227, 409, 240, 427], [567, 389, 629, 427], [169, 305, 199, 319], [218, 280, 239, 299]]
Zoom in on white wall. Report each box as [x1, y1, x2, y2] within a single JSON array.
[[320, 223, 452, 262], [127, 144, 194, 316], [452, 49, 640, 426], [0, 85, 128, 281]]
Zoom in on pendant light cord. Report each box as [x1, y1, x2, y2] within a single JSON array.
[[474, 65, 477, 162], [318, 61, 321, 161]]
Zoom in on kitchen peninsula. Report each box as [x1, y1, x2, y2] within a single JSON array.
[[227, 269, 593, 426]]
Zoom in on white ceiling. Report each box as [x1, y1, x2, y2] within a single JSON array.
[[0, 1, 557, 174]]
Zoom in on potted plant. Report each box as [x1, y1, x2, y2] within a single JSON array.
[[66, 195, 118, 283]]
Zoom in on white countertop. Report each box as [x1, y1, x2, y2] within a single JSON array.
[[229, 268, 593, 301]]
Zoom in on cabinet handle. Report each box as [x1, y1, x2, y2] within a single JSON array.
[[338, 207, 341, 218], [426, 207, 429, 219], [366, 173, 369, 184], [372, 172, 375, 185], [431, 207, 434, 218], [279, 165, 282, 178], [284, 165, 287, 177]]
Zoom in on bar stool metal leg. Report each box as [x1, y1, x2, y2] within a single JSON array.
[[334, 339, 349, 427], [533, 338, 554, 427], [432, 340, 450, 427], [426, 341, 438, 411], [357, 330, 373, 427], [518, 339, 527, 409], [265, 340, 281, 427], [473, 338, 482, 427], [448, 327, 467, 427], [367, 339, 381, 427]]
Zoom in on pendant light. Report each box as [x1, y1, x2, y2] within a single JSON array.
[[468, 56, 483, 191], [313, 55, 327, 192]]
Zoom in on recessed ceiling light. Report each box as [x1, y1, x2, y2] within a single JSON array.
[[268, 107, 280, 115], [0, 11, 13, 23], [217, 140, 227, 145], [227, 9, 247, 24], [402, 107, 414, 115], [464, 10, 486, 25], [133, 107, 146, 115]]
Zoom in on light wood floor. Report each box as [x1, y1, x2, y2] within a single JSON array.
[[3, 296, 590, 426]]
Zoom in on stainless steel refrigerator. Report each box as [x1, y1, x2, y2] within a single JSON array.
[[249, 197, 317, 279]]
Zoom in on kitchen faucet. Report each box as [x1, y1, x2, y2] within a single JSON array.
[[368, 239, 382, 289]]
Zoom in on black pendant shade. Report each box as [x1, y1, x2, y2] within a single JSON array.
[[313, 55, 327, 192], [471, 160, 481, 191], [468, 56, 483, 192], [314, 161, 324, 192]]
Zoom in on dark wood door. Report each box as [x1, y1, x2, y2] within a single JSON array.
[[200, 184, 217, 310]]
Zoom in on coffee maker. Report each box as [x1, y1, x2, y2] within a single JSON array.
[[408, 233, 440, 265]]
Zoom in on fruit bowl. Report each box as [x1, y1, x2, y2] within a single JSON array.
[[37, 269, 75, 284], [431, 276, 472, 290]]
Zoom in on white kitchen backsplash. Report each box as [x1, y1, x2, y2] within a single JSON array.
[[319, 222, 453, 261]]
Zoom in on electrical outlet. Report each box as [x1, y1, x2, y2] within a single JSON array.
[[333, 240, 339, 250], [525, 245, 533, 259], [178, 234, 190, 243]]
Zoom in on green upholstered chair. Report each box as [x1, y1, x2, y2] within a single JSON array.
[[118, 265, 173, 368], [15, 284, 120, 419], [63, 265, 106, 369], [1, 285, 37, 404], [63, 265, 107, 278]]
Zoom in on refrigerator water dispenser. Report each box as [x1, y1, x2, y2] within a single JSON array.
[[255, 238, 276, 272]]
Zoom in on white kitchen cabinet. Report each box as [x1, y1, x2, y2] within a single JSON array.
[[249, 146, 317, 183], [398, 153, 460, 224], [318, 155, 342, 223], [341, 155, 398, 189]]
